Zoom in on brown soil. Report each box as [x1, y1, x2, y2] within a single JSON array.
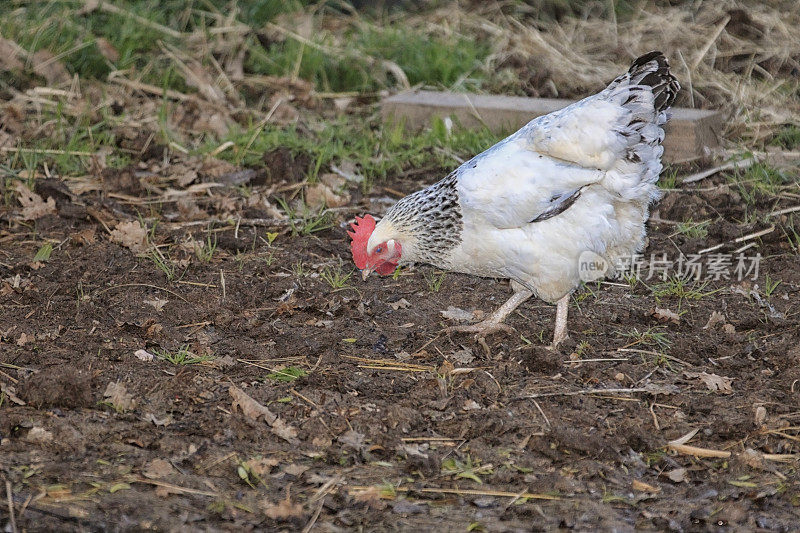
[[1, 157, 799, 531]]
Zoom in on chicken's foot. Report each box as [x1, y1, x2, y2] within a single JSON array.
[[444, 289, 532, 337], [550, 294, 570, 349]]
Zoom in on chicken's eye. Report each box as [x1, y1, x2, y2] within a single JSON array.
[[376, 246, 383, 254]]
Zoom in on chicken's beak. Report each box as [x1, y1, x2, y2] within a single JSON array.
[[361, 267, 374, 281]]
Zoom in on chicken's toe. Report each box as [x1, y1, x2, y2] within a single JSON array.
[[443, 320, 515, 337]]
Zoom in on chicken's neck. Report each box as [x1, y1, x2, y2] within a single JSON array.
[[384, 172, 463, 266]]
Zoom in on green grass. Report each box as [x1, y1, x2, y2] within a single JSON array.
[[154, 345, 214, 365], [423, 269, 447, 292], [0, 2, 501, 182], [149, 249, 178, 281], [265, 366, 307, 382], [320, 264, 353, 290], [676, 219, 710, 239], [194, 234, 218, 263], [620, 326, 671, 351], [731, 160, 797, 201], [211, 116, 503, 188], [771, 125, 800, 150], [276, 197, 333, 236]]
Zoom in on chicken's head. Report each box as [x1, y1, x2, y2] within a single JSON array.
[[349, 214, 401, 280]]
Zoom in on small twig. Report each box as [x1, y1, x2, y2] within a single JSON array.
[[349, 485, 560, 501], [531, 398, 551, 429], [93, 283, 189, 303], [523, 385, 675, 399], [302, 497, 324, 533], [681, 157, 755, 184], [690, 15, 730, 72], [5, 481, 18, 533], [132, 478, 219, 497], [768, 205, 800, 217]]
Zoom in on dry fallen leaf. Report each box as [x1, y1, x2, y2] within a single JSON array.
[[143, 458, 175, 479], [245, 457, 279, 476], [110, 221, 148, 253], [229, 385, 299, 444], [632, 479, 661, 493], [352, 486, 389, 508], [16, 182, 56, 220], [684, 371, 733, 393], [24, 427, 54, 444], [338, 430, 366, 451], [144, 298, 168, 312], [754, 405, 767, 426], [230, 385, 277, 423], [703, 310, 726, 330], [665, 468, 688, 483], [305, 182, 350, 209], [652, 307, 680, 324], [103, 381, 137, 412], [264, 496, 304, 520], [389, 298, 411, 310], [448, 348, 475, 365], [134, 349, 155, 361], [441, 306, 483, 323]]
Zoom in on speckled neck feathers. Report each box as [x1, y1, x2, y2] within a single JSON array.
[[383, 172, 462, 265]]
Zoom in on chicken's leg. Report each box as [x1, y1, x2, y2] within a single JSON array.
[[445, 289, 533, 336], [551, 294, 570, 348]]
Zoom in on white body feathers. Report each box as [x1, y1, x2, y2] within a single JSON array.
[[371, 52, 679, 304]]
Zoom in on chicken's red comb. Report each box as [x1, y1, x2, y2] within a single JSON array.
[[348, 214, 376, 269]]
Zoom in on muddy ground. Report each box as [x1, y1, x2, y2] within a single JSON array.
[[1, 148, 799, 532]]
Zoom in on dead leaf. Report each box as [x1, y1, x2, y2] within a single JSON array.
[[110, 221, 148, 253], [338, 430, 366, 451], [143, 458, 174, 479], [103, 381, 137, 412], [703, 310, 727, 330], [70, 228, 97, 246], [389, 298, 411, 310], [632, 479, 661, 493], [24, 427, 54, 444], [754, 406, 767, 426], [264, 496, 304, 520], [352, 486, 389, 508], [305, 182, 350, 209], [230, 385, 276, 423], [16, 332, 28, 346], [282, 464, 309, 477], [441, 306, 483, 323], [448, 348, 475, 365], [15, 183, 56, 220], [684, 371, 733, 393], [462, 400, 481, 411], [245, 457, 279, 476], [665, 468, 688, 483], [134, 349, 155, 361], [229, 385, 299, 444], [144, 413, 173, 426], [144, 298, 168, 312], [271, 418, 299, 442], [652, 307, 680, 324]]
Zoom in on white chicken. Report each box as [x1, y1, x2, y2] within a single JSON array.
[[349, 51, 679, 347]]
